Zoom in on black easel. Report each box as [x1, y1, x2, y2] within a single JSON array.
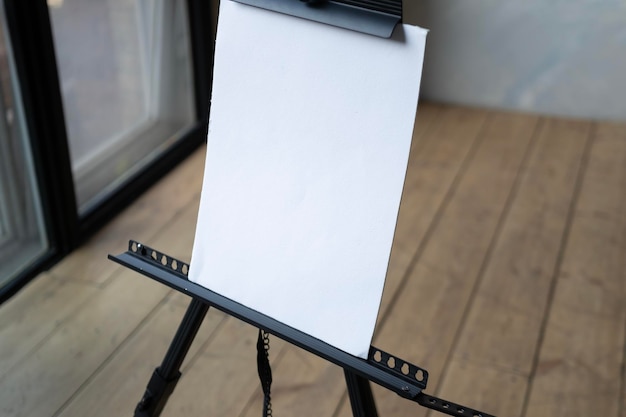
[[111, 2, 495, 416], [109, 241, 494, 417]]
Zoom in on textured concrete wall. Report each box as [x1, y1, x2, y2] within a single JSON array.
[[405, 1, 626, 121]]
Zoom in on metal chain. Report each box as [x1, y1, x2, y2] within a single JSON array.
[[256, 329, 273, 417]]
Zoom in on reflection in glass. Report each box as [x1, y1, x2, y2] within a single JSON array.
[[0, 6, 48, 288], [49, 0, 196, 212]]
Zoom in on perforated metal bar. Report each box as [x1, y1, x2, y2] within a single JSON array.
[[110, 240, 497, 417], [368, 346, 428, 389], [416, 393, 496, 417], [111, 241, 424, 399], [127, 240, 190, 279]]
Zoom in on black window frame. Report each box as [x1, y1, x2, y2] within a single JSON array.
[[0, 0, 213, 302]]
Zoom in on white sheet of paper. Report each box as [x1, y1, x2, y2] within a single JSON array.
[[189, 0, 427, 358]]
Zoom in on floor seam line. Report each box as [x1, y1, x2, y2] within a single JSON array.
[[519, 122, 596, 417]]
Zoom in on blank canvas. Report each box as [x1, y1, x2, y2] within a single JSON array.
[[189, 0, 427, 358]]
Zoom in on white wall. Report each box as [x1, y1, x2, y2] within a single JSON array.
[[405, 1, 626, 121]]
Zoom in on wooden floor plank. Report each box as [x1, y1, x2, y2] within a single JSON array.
[[364, 111, 538, 417], [623, 344, 626, 417], [0, 198, 201, 417], [0, 146, 206, 383], [622, 345, 626, 417], [436, 118, 592, 416], [376, 102, 447, 307], [437, 359, 527, 416], [0, 273, 97, 379], [384, 105, 486, 271], [0, 272, 171, 417], [380, 105, 489, 323], [51, 144, 206, 285], [56, 292, 226, 417], [524, 123, 626, 417]]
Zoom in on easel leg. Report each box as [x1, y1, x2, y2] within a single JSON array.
[[344, 370, 379, 417], [135, 298, 209, 417]]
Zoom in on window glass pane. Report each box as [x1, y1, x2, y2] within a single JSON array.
[[49, 0, 196, 212], [0, 6, 49, 288]]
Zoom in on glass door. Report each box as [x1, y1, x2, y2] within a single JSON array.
[[48, 0, 196, 213], [0, 5, 48, 289], [0, 0, 212, 301]]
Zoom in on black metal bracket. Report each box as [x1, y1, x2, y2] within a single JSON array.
[[109, 240, 495, 417], [230, 0, 402, 38], [134, 367, 181, 417]]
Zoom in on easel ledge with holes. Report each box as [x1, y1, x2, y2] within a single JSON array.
[[109, 240, 495, 417]]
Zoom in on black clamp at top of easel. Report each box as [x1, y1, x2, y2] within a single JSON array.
[[230, 0, 402, 38]]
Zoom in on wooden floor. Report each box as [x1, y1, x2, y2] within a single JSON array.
[[1, 103, 625, 417]]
